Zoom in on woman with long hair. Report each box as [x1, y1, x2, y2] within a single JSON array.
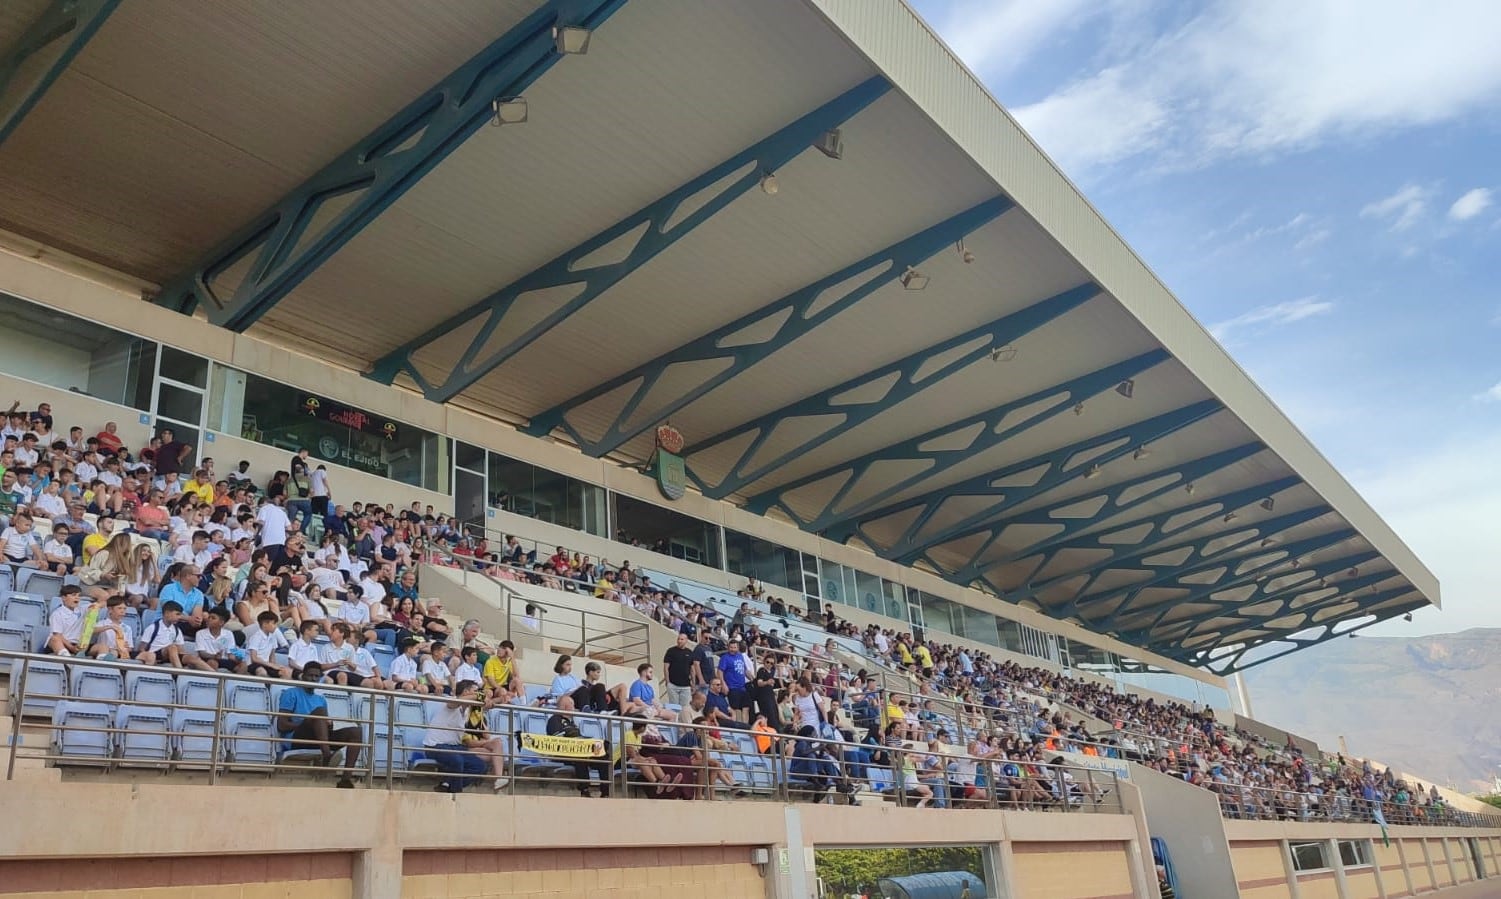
[[79, 531, 138, 602]]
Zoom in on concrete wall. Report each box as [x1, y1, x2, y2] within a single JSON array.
[[1128, 762, 1241, 898], [401, 847, 765, 899], [0, 854, 353, 899]]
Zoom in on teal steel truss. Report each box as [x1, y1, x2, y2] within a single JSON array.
[[522, 196, 1013, 452], [681, 282, 1100, 499], [154, 0, 631, 330], [0, 0, 120, 147], [1180, 595, 1426, 675], [369, 76, 894, 399]]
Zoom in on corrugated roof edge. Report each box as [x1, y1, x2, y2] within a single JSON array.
[[800, 0, 1439, 609]]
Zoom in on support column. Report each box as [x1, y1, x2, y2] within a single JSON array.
[[353, 795, 403, 899], [775, 806, 810, 899], [1279, 840, 1303, 899], [1441, 837, 1459, 884], [1328, 839, 1350, 899], [986, 830, 1019, 899], [1421, 837, 1437, 891], [1394, 837, 1414, 898]]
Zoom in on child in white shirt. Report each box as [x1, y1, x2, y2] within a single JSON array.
[[41, 523, 75, 573], [46, 586, 99, 656], [422, 644, 454, 695], [89, 596, 135, 660], [243, 610, 291, 678], [194, 607, 247, 673], [287, 620, 323, 675], [137, 600, 211, 670], [389, 637, 427, 693], [347, 628, 389, 690], [452, 645, 484, 684]]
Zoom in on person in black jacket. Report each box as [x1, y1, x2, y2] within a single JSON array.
[[545, 694, 611, 797]]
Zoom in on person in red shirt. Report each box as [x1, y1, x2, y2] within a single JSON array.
[[95, 421, 124, 456]]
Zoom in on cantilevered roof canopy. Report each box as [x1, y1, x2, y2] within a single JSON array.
[[0, 0, 1437, 673]]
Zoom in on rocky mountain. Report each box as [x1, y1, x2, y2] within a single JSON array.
[[1244, 627, 1501, 793]]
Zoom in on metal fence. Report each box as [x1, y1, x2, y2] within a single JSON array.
[[1214, 783, 1501, 829], [2, 649, 1124, 813]]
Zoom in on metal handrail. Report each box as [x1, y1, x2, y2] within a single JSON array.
[[1216, 783, 1501, 829], [2, 648, 1130, 815]]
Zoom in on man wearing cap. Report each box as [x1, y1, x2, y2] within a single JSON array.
[[52, 500, 95, 555]]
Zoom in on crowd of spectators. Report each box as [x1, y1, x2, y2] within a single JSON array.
[[0, 396, 1468, 820]]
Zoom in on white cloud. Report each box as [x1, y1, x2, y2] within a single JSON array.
[[1448, 187, 1493, 221], [1209, 296, 1334, 341], [1360, 184, 1433, 232], [936, 0, 1102, 80], [1293, 228, 1331, 251], [1474, 381, 1501, 403], [1004, 0, 1501, 176]]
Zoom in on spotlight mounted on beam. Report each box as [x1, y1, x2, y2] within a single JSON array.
[[813, 128, 844, 160], [759, 170, 779, 195], [1084, 464, 1101, 479], [1260, 497, 1275, 512], [1073, 402, 1085, 416], [1133, 445, 1151, 460], [899, 266, 929, 290], [1223, 511, 1238, 523], [989, 344, 1017, 363], [1115, 379, 1135, 399], [1184, 482, 1196, 496], [491, 97, 528, 125], [553, 25, 593, 54], [1403, 612, 1413, 622], [956, 239, 975, 264]]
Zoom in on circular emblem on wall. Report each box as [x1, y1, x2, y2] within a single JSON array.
[[655, 424, 684, 454], [317, 436, 341, 460]]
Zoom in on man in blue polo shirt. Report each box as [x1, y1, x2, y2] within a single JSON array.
[[702, 680, 744, 730], [275, 662, 363, 788], [716, 639, 752, 723], [158, 562, 208, 635]]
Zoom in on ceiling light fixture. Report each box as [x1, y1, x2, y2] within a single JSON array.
[[1260, 537, 1276, 548], [899, 266, 929, 290], [989, 344, 1017, 363], [1115, 379, 1135, 399], [1084, 464, 1101, 479], [1073, 402, 1085, 416], [759, 171, 779, 195], [491, 97, 528, 125], [553, 25, 593, 54], [1403, 612, 1413, 622], [956, 239, 975, 264], [1133, 445, 1151, 461], [1347, 567, 1358, 578], [1184, 482, 1196, 496], [813, 128, 844, 160], [1260, 497, 1275, 512], [1223, 511, 1238, 523]]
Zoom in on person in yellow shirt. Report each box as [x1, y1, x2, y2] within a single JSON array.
[[913, 643, 934, 677], [896, 640, 914, 669], [80, 513, 115, 565], [481, 639, 522, 704], [183, 469, 215, 505]]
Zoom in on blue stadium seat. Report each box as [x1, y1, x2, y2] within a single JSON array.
[[523, 683, 549, 705], [323, 690, 355, 726], [0, 566, 11, 595], [17, 570, 64, 600], [0, 620, 30, 673], [51, 700, 113, 762], [2, 594, 47, 635], [370, 643, 397, 677], [70, 666, 123, 702], [11, 658, 67, 717], [125, 669, 176, 706], [171, 708, 221, 765], [227, 680, 271, 713], [115, 705, 172, 763], [575, 715, 605, 742], [514, 710, 565, 775], [177, 675, 221, 710], [224, 712, 275, 767]]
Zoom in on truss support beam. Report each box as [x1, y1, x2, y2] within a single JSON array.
[[0, 0, 119, 148], [1183, 596, 1426, 675], [856, 399, 1223, 562], [524, 195, 1012, 452], [939, 442, 1267, 581], [368, 76, 893, 400], [1035, 500, 1326, 618], [1108, 542, 1377, 642], [1076, 527, 1359, 632], [154, 0, 631, 330], [1159, 566, 1397, 645], [750, 349, 1172, 528], [681, 282, 1099, 498]]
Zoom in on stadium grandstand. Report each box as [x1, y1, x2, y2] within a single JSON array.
[[0, 1, 1495, 898]]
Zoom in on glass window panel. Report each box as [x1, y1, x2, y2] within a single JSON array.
[[454, 440, 485, 471], [854, 569, 884, 616], [613, 492, 722, 568], [158, 345, 208, 388], [961, 604, 999, 647], [0, 291, 157, 409], [724, 530, 798, 589], [1291, 842, 1329, 871], [156, 382, 202, 427], [820, 562, 847, 606], [996, 618, 1023, 653]]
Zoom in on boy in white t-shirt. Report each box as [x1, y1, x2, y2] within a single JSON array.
[[46, 585, 101, 656], [1, 511, 44, 568], [243, 610, 291, 679], [41, 523, 75, 573], [136, 600, 211, 669], [452, 645, 484, 684], [389, 637, 427, 693], [421, 644, 454, 695], [194, 607, 247, 673], [88, 595, 134, 660], [287, 620, 323, 676], [347, 627, 389, 690], [320, 621, 359, 685], [336, 588, 371, 630]]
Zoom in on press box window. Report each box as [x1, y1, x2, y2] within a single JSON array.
[[1291, 841, 1330, 872]]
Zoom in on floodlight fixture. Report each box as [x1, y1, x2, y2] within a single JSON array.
[[1133, 445, 1151, 461], [553, 25, 592, 54], [1072, 402, 1085, 416], [1115, 379, 1135, 399], [1403, 612, 1413, 622], [1223, 512, 1238, 523], [956, 239, 974, 264], [759, 171, 779, 195], [1260, 497, 1275, 512], [492, 97, 528, 125], [1184, 482, 1196, 496], [814, 128, 844, 160], [990, 344, 1017, 363], [900, 266, 929, 291], [1083, 464, 1101, 479]]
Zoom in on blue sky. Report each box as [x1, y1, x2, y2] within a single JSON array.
[[911, 0, 1501, 638]]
